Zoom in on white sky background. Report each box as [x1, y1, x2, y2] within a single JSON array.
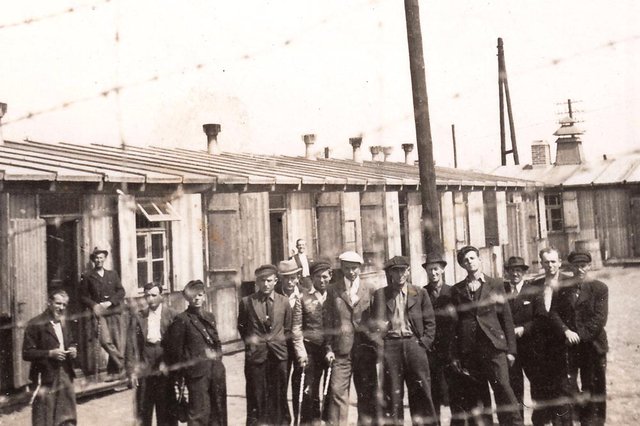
[[1, 0, 638, 170]]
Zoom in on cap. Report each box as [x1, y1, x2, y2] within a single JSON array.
[[310, 261, 332, 276], [277, 259, 302, 276], [90, 246, 109, 260], [338, 251, 364, 264], [422, 252, 447, 269], [568, 251, 592, 264], [456, 246, 479, 265], [505, 256, 529, 271], [255, 264, 278, 278], [384, 256, 411, 270]]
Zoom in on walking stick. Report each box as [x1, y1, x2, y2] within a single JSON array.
[[94, 312, 101, 381], [320, 360, 333, 415], [296, 369, 305, 426]]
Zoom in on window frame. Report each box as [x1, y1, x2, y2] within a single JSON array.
[[544, 193, 564, 232]]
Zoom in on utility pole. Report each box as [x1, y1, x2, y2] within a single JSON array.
[[403, 0, 441, 253], [498, 37, 520, 165], [451, 124, 458, 168]]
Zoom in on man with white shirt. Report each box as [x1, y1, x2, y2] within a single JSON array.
[[131, 282, 178, 426], [323, 251, 377, 425], [23, 289, 78, 426], [291, 239, 313, 290]]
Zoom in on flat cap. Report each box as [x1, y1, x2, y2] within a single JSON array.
[[568, 251, 592, 264], [255, 264, 278, 278], [456, 245, 479, 265], [422, 252, 447, 269], [384, 256, 410, 270], [505, 256, 529, 271], [183, 279, 205, 293], [310, 261, 332, 276], [338, 251, 364, 264], [90, 246, 109, 259], [277, 259, 301, 276]]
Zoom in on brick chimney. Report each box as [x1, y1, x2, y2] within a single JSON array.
[[303, 134, 316, 160], [369, 145, 382, 161], [349, 137, 363, 163], [382, 146, 393, 162], [531, 140, 550, 166], [553, 116, 585, 165], [401, 143, 414, 165], [323, 147, 331, 159], [0, 103, 7, 145], [203, 124, 222, 155]]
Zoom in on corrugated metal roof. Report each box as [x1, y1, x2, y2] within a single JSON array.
[[0, 139, 538, 190], [491, 154, 640, 187]]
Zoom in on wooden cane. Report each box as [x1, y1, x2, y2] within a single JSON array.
[[320, 360, 333, 415], [296, 369, 305, 426]]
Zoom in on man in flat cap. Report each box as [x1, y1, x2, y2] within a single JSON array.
[[323, 251, 377, 425], [503, 256, 543, 422], [421, 252, 457, 424], [297, 260, 332, 424], [80, 246, 127, 379], [276, 259, 307, 425], [449, 246, 522, 425], [238, 264, 293, 425], [373, 256, 437, 425], [555, 251, 608, 426]]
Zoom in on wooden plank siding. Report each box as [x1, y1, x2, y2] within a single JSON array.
[[239, 192, 271, 282], [591, 188, 631, 259], [170, 193, 205, 291], [286, 193, 316, 260]]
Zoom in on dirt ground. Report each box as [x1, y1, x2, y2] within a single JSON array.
[[1, 266, 639, 425]]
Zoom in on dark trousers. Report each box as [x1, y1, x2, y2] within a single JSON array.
[[136, 343, 177, 426], [288, 345, 304, 425], [98, 313, 125, 374], [448, 371, 492, 426], [530, 340, 572, 426], [427, 352, 450, 425], [382, 337, 437, 425], [299, 342, 325, 425], [324, 345, 378, 425], [246, 352, 290, 426], [459, 344, 523, 426], [32, 369, 76, 426], [567, 344, 607, 426], [508, 350, 538, 422], [186, 360, 227, 426]]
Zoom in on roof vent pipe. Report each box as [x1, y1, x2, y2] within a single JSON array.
[[370, 145, 381, 161], [203, 124, 222, 155], [324, 147, 331, 159], [303, 134, 316, 159], [382, 146, 393, 162], [401, 143, 414, 165], [0, 103, 7, 145], [349, 137, 363, 163]]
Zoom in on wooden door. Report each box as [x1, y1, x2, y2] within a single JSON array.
[[10, 218, 47, 388], [631, 196, 640, 257]]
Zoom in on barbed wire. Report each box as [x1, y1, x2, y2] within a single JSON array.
[[0, 0, 112, 30]]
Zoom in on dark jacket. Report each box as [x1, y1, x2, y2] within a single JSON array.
[[164, 307, 223, 378], [373, 284, 436, 350], [79, 269, 125, 310], [299, 287, 326, 347], [504, 280, 543, 351], [131, 303, 177, 364], [450, 274, 517, 358], [237, 292, 292, 364], [424, 282, 455, 359], [23, 310, 77, 385]]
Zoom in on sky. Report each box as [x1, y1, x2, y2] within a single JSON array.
[[1, 0, 639, 170]]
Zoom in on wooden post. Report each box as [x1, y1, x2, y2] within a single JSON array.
[[451, 124, 458, 168], [498, 37, 520, 165], [403, 0, 441, 253]]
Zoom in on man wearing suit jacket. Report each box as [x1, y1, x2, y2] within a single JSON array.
[[164, 280, 227, 426], [503, 256, 543, 422], [449, 246, 522, 426], [373, 256, 437, 425], [79, 247, 126, 377], [291, 239, 313, 291], [323, 251, 377, 425], [131, 282, 178, 426], [557, 251, 608, 426], [238, 264, 293, 426], [23, 289, 78, 426]]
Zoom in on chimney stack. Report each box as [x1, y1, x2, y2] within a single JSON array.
[[370, 145, 381, 161], [401, 143, 414, 165], [531, 140, 550, 166], [303, 134, 316, 160], [324, 147, 331, 159], [0, 103, 7, 145], [382, 146, 393, 162], [203, 123, 222, 155], [349, 137, 363, 163]]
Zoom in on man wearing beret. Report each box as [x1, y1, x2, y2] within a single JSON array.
[[556, 251, 608, 426], [449, 246, 522, 425], [297, 260, 332, 424], [373, 256, 437, 425], [79, 246, 126, 378], [238, 264, 293, 425], [323, 251, 377, 425], [503, 256, 543, 422]]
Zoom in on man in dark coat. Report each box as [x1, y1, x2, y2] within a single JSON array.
[[23, 289, 78, 426], [449, 246, 523, 426], [131, 282, 178, 426], [164, 280, 227, 426], [503, 256, 543, 422], [238, 265, 293, 426], [79, 247, 126, 377], [373, 256, 437, 425], [323, 251, 377, 425], [556, 251, 608, 426]]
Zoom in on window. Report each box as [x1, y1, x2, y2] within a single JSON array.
[[544, 193, 563, 232], [136, 201, 173, 290], [360, 192, 386, 271]]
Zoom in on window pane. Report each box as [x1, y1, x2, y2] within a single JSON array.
[[152, 261, 165, 283], [136, 235, 146, 259], [137, 262, 148, 288], [151, 234, 164, 259]]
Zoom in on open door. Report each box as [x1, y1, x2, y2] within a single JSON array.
[[10, 218, 47, 388]]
